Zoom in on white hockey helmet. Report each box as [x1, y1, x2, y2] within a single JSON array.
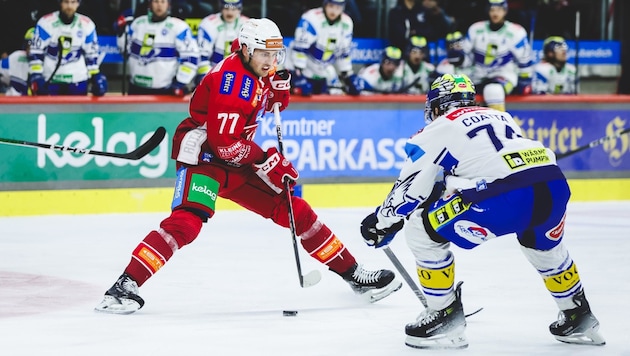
[[238, 18, 286, 64]]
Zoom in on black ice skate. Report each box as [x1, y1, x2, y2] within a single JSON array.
[[94, 273, 145, 315], [405, 281, 468, 349], [338, 263, 402, 303], [549, 289, 605, 345]]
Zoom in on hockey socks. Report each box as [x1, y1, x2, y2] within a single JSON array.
[[299, 221, 356, 273]]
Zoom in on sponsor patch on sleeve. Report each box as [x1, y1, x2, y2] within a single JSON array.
[[239, 75, 254, 101], [220, 71, 236, 95]]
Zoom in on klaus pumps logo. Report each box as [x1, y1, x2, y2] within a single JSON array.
[[36, 114, 168, 178]]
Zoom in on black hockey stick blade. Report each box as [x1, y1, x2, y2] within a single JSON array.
[[556, 127, 630, 160], [0, 126, 166, 160]]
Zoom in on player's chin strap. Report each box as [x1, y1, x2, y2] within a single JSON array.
[[273, 103, 322, 288]]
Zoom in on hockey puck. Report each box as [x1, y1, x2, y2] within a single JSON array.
[[282, 310, 298, 317]]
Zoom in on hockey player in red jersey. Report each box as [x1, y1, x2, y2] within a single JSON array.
[[95, 18, 402, 314]]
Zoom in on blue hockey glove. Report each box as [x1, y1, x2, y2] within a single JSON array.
[[360, 208, 404, 248], [29, 73, 47, 95], [290, 70, 312, 97], [343, 74, 364, 96], [90, 73, 108, 96], [169, 80, 189, 97], [446, 49, 465, 67]]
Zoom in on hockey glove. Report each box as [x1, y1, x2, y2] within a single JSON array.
[[515, 73, 532, 95], [114, 9, 134, 37], [90, 73, 108, 96], [360, 208, 404, 248], [343, 74, 364, 96], [266, 69, 291, 112], [290, 70, 312, 97], [29, 73, 47, 95], [169, 80, 189, 97], [446, 48, 465, 67], [254, 147, 299, 194]]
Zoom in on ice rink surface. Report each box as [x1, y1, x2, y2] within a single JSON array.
[[1, 202, 629, 356]]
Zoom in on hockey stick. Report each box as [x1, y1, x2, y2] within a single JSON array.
[[383, 246, 483, 317], [556, 127, 630, 160], [0, 126, 166, 160], [273, 103, 322, 288]]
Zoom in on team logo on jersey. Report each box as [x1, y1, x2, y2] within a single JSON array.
[[239, 76, 253, 101], [220, 71, 235, 94], [453, 220, 495, 245], [380, 173, 422, 219], [503, 148, 551, 170], [545, 213, 566, 241]]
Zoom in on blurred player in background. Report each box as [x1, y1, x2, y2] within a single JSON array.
[[195, 0, 249, 84], [355, 45, 403, 94], [0, 28, 34, 96], [400, 35, 435, 94], [28, 0, 107, 96], [289, 0, 363, 96], [360, 74, 605, 349], [435, 31, 472, 78], [462, 0, 535, 110], [95, 18, 402, 315], [533, 36, 578, 94], [118, 0, 199, 96]]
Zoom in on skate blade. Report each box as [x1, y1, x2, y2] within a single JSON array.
[[94, 296, 142, 315], [554, 330, 606, 346], [362, 279, 403, 303], [405, 329, 468, 350]]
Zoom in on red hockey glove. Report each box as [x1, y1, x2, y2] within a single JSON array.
[[266, 69, 291, 112], [253, 147, 299, 194]]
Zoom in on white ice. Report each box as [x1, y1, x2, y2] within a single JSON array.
[[1, 202, 629, 356]]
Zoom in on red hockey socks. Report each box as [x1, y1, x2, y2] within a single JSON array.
[[300, 221, 356, 274]]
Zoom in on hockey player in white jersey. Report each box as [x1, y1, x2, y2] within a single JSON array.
[[119, 0, 199, 96], [360, 73, 605, 349], [195, 0, 248, 84], [289, 0, 362, 96], [401, 36, 435, 94], [462, 0, 535, 111], [0, 28, 34, 96], [355, 46, 403, 94], [435, 31, 473, 78], [28, 0, 107, 96], [533, 36, 578, 94]]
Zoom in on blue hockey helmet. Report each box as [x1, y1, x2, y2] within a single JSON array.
[[425, 74, 477, 123], [487, 0, 508, 10], [221, 0, 243, 10], [543, 36, 568, 54], [323, 0, 346, 7]]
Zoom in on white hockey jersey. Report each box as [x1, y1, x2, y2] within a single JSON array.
[[401, 61, 435, 94], [532, 61, 577, 94], [291, 8, 354, 80], [435, 58, 473, 78], [197, 13, 248, 75], [463, 21, 535, 88], [29, 12, 101, 83], [376, 106, 559, 229], [119, 15, 199, 89], [1, 50, 29, 96], [357, 62, 404, 94]]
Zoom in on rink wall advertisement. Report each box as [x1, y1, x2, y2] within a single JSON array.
[[0, 97, 629, 188]]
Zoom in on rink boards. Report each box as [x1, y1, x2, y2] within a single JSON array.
[[0, 95, 628, 216]]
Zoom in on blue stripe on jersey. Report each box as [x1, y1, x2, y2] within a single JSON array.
[[514, 36, 527, 50], [176, 29, 192, 41], [129, 42, 177, 58], [404, 142, 425, 162], [435, 148, 459, 172], [85, 30, 96, 44], [1, 58, 8, 69], [297, 19, 316, 36], [36, 25, 51, 41], [473, 50, 514, 67], [220, 71, 236, 94], [308, 45, 331, 62], [210, 51, 224, 64], [535, 71, 548, 84]]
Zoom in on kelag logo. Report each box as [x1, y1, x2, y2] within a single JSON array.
[[35, 114, 169, 179]]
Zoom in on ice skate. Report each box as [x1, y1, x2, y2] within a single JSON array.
[[94, 273, 145, 315], [338, 263, 402, 303], [549, 290, 605, 345], [405, 281, 468, 349]]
